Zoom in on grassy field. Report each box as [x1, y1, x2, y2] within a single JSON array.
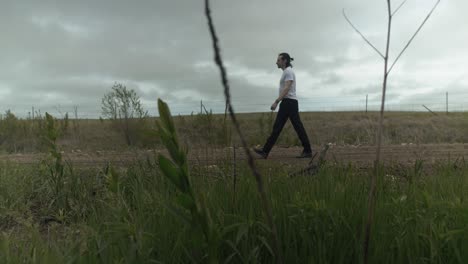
[[0, 109, 468, 263], [1, 110, 468, 153], [1, 157, 468, 263]]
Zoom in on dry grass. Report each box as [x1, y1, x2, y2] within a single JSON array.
[[1, 111, 467, 153]]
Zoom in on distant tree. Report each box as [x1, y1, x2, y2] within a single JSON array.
[[101, 83, 148, 146]]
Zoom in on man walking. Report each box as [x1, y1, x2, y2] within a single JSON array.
[[254, 53, 312, 159]]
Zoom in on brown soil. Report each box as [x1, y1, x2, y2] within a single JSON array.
[[2, 143, 467, 167]]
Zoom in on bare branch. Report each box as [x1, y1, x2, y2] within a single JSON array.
[[391, 0, 408, 17], [364, 1, 392, 263], [204, 1, 283, 263], [343, 9, 385, 60], [387, 0, 441, 74]]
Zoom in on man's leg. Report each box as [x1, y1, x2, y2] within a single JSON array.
[[289, 104, 312, 153], [262, 103, 289, 155]]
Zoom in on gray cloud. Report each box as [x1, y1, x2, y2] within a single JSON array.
[[0, 0, 466, 116]]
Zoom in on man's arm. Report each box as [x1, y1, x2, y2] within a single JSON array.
[[271, 80, 293, 110], [275, 80, 293, 103]]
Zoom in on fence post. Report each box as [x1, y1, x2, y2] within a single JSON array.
[[366, 94, 368, 113], [446, 92, 448, 115]]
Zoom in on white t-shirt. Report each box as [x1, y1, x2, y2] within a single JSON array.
[[279, 66, 297, 100]]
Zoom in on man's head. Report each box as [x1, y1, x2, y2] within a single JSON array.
[[276, 53, 294, 69]]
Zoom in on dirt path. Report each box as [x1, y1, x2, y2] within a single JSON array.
[[1, 143, 467, 167]]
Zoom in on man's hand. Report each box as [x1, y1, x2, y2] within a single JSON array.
[[270, 101, 279, 111]]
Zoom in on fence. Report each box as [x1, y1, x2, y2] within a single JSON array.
[[1, 92, 467, 119]]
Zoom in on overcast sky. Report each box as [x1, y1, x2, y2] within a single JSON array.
[[0, 0, 466, 117]]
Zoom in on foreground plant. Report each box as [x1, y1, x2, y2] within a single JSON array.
[[344, 1, 441, 262], [42, 113, 68, 212], [156, 98, 219, 263], [204, 1, 283, 262]]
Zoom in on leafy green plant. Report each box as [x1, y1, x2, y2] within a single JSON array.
[[39, 113, 94, 223], [42, 113, 67, 210], [156, 98, 220, 263]]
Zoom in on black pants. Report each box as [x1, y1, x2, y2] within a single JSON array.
[[263, 98, 311, 154]]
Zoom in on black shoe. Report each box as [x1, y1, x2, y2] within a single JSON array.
[[253, 147, 268, 159], [296, 150, 312, 158]]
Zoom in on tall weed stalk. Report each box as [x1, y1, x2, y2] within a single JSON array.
[[157, 99, 220, 263]]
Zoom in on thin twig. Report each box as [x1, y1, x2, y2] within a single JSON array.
[[204, 1, 283, 263], [387, 0, 441, 74], [363, 1, 392, 263], [391, 0, 408, 16], [343, 9, 385, 60], [289, 144, 330, 177]]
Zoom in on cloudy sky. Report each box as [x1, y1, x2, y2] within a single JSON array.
[[0, 0, 466, 117]]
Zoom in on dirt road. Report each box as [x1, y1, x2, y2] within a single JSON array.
[[1, 143, 467, 167]]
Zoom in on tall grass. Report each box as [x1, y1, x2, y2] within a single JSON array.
[[1, 153, 468, 262]]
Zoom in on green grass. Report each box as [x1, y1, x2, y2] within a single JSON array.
[[1, 108, 468, 263], [1, 157, 468, 263]]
